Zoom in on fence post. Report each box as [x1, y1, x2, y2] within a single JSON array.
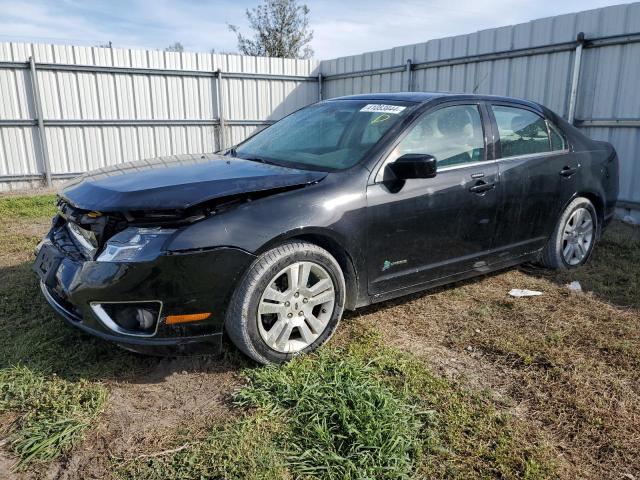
[[318, 73, 323, 101], [28, 56, 52, 187], [405, 59, 413, 91], [215, 69, 226, 150], [567, 32, 585, 124]]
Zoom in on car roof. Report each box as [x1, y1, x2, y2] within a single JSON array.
[[330, 92, 543, 111]]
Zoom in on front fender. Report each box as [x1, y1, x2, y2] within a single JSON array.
[[166, 173, 368, 256], [165, 174, 370, 307]]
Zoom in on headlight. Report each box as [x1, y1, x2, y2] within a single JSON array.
[[96, 227, 175, 262], [67, 222, 98, 256]]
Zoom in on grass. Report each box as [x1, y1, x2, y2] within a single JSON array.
[[0, 192, 638, 479], [0, 194, 57, 219], [0, 194, 141, 471], [118, 334, 554, 480], [236, 346, 422, 479], [453, 280, 640, 478], [541, 220, 640, 309], [0, 366, 106, 468]]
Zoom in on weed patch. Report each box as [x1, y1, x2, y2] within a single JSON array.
[[0, 365, 106, 469], [237, 348, 422, 479], [119, 335, 554, 479]]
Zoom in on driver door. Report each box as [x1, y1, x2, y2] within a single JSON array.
[[366, 102, 501, 296]]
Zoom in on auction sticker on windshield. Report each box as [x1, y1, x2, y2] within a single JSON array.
[[360, 104, 406, 114]]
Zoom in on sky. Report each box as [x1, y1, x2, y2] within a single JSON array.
[[0, 0, 630, 59]]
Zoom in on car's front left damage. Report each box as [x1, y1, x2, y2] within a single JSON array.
[[35, 153, 327, 354]]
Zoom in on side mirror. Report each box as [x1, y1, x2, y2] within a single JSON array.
[[388, 154, 437, 180]]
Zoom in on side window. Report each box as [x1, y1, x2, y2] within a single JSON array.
[[548, 121, 566, 151], [492, 105, 550, 158], [394, 105, 485, 168]]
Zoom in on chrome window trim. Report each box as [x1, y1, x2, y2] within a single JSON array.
[[90, 300, 163, 338], [494, 148, 570, 163], [428, 148, 572, 173], [437, 159, 494, 172], [373, 148, 571, 179]]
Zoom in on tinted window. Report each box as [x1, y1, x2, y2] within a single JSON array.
[[492, 105, 550, 158], [234, 100, 415, 170], [548, 122, 566, 151], [394, 105, 485, 168]]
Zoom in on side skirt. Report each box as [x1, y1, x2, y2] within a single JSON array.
[[367, 250, 542, 305]]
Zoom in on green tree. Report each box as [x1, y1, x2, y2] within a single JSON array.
[[165, 42, 184, 52], [229, 0, 313, 59]]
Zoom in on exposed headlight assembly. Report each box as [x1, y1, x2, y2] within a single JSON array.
[[67, 222, 98, 256], [96, 227, 175, 262]]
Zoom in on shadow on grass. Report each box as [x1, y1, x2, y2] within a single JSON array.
[[0, 261, 246, 385]]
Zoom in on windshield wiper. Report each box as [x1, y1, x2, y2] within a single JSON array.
[[237, 154, 275, 165]]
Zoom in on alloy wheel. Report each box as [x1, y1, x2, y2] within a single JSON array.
[[562, 207, 594, 266], [257, 261, 336, 353]]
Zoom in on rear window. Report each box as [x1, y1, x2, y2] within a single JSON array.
[[492, 105, 550, 158]]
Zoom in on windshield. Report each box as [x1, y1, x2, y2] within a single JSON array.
[[233, 100, 416, 170]]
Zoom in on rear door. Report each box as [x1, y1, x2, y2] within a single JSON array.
[[488, 103, 576, 257], [366, 102, 501, 295]]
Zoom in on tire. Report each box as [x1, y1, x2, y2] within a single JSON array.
[[225, 241, 346, 364], [540, 197, 598, 270]]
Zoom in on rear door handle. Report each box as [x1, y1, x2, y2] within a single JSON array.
[[469, 180, 495, 194], [560, 166, 578, 177]]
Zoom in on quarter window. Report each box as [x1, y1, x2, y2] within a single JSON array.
[[394, 105, 485, 168], [548, 121, 566, 151], [492, 105, 550, 158]]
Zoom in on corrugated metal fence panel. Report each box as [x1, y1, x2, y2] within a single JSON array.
[[319, 3, 640, 206], [0, 43, 39, 177], [0, 42, 319, 187]]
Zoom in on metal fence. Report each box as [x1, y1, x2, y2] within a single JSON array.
[[319, 2, 640, 211], [0, 43, 319, 190], [1, 3, 640, 213]]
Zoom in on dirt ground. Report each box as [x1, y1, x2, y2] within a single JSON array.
[[1, 199, 638, 479]]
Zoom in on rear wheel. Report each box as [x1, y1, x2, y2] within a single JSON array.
[[541, 197, 597, 270], [225, 241, 345, 364]]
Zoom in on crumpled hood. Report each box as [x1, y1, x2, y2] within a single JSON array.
[[60, 153, 327, 211]]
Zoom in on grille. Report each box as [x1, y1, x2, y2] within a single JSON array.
[[51, 220, 85, 261]]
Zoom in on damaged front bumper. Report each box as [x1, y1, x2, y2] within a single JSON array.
[[35, 223, 256, 355]]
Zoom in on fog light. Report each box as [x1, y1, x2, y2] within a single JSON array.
[[91, 302, 161, 336], [114, 307, 156, 332]]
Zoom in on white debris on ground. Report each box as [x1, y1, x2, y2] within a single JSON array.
[[567, 281, 583, 292], [508, 288, 543, 298], [622, 214, 638, 226]]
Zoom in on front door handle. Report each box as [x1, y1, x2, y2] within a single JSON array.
[[469, 180, 495, 194], [559, 165, 578, 177]]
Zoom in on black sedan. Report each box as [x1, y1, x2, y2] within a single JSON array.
[[34, 92, 619, 363]]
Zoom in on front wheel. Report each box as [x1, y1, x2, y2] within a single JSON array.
[[541, 197, 598, 270], [225, 241, 346, 364]]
